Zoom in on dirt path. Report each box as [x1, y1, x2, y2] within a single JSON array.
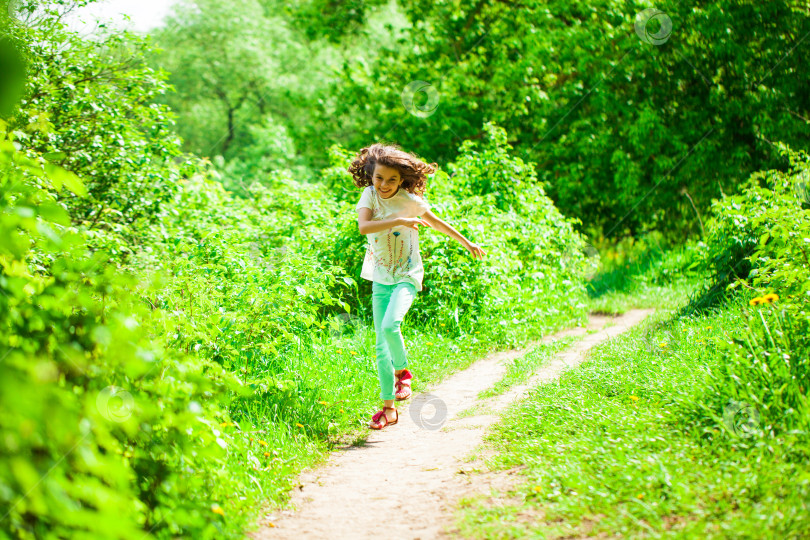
[[250, 309, 653, 540]]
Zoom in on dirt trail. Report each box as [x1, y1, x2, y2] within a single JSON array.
[[250, 309, 653, 540]]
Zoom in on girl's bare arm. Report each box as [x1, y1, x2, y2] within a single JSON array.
[[420, 210, 487, 260], [357, 208, 430, 235]]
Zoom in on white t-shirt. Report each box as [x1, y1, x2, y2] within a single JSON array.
[[355, 185, 432, 291]]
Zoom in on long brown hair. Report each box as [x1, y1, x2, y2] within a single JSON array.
[[348, 143, 437, 196]]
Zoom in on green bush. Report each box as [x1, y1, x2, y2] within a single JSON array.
[[0, 137, 252, 539], [682, 143, 810, 443], [6, 11, 191, 245], [701, 143, 810, 304]]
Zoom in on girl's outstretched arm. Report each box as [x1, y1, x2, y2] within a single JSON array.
[[420, 210, 486, 260]]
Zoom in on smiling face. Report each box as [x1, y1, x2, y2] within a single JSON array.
[[371, 164, 404, 199]]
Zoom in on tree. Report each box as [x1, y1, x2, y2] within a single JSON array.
[[326, 0, 810, 239]]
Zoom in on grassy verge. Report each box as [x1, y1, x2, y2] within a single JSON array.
[[478, 335, 582, 400], [454, 294, 810, 538]]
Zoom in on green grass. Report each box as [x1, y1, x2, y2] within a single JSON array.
[[478, 335, 581, 399], [454, 298, 810, 538]]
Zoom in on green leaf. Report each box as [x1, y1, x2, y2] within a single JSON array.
[[44, 163, 87, 197], [43, 151, 67, 162], [37, 202, 71, 226]]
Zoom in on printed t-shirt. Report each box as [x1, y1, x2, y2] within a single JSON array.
[[355, 185, 431, 291]]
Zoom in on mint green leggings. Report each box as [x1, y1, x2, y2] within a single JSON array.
[[371, 281, 417, 401]]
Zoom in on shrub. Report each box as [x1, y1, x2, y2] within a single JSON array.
[[0, 137, 250, 539]]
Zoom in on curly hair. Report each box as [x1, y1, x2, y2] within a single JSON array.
[[347, 142, 437, 196]]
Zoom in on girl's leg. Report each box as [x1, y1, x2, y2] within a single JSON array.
[[380, 282, 417, 372], [371, 282, 397, 402]]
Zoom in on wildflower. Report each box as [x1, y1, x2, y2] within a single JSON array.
[[705, 326, 712, 330], [532, 486, 542, 493], [249, 437, 254, 442], [636, 493, 644, 499], [295, 423, 304, 428], [629, 395, 639, 401], [339, 409, 345, 413], [263, 452, 271, 457], [349, 351, 357, 356], [337, 349, 343, 354], [258, 440, 268, 446], [659, 342, 667, 348], [749, 297, 763, 306], [318, 401, 328, 406], [211, 504, 225, 516], [762, 293, 779, 303], [426, 342, 434, 346]]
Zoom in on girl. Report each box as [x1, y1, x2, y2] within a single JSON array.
[[349, 143, 486, 430]]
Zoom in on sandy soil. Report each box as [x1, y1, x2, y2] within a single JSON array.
[[249, 309, 653, 540]]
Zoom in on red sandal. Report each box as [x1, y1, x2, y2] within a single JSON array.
[[369, 407, 398, 430], [395, 369, 413, 401]]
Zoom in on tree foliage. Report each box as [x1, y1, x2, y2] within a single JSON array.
[[317, 0, 810, 238]]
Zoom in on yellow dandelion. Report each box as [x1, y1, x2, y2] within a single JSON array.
[[337, 349, 343, 354], [249, 437, 254, 442], [339, 409, 345, 413], [296, 423, 304, 428], [749, 297, 763, 306], [762, 293, 779, 303], [629, 395, 639, 401], [440, 323, 446, 327], [350, 351, 357, 356], [533, 486, 542, 493], [258, 440, 268, 446], [659, 342, 667, 348], [636, 493, 644, 499], [426, 341, 433, 346], [263, 452, 271, 457], [318, 400, 329, 406], [705, 326, 712, 330], [211, 504, 225, 516]]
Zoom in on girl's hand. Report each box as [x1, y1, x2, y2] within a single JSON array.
[[464, 241, 487, 260], [398, 217, 431, 231]]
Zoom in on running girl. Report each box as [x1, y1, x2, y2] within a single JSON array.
[[349, 143, 486, 430]]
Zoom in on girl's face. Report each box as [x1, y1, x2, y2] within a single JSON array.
[[372, 164, 403, 199]]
